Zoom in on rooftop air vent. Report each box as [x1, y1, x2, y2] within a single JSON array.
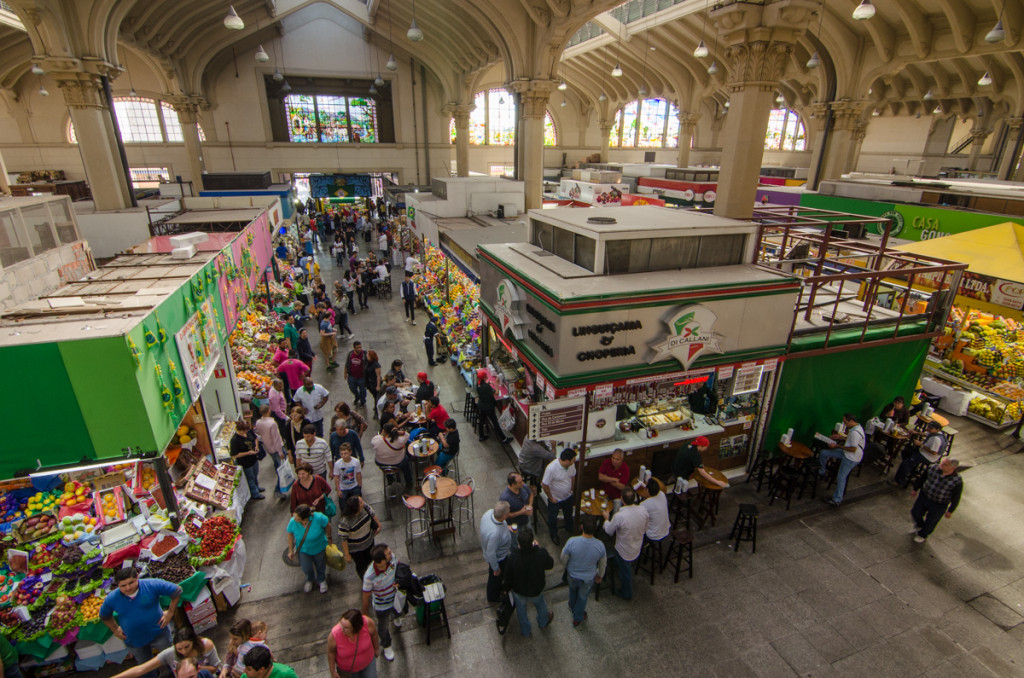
[[587, 217, 617, 225]]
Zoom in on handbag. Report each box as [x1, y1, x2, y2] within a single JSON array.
[[323, 495, 337, 517], [495, 591, 515, 635]]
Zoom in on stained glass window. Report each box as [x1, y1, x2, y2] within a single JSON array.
[[665, 109, 680, 149], [470, 92, 487, 144], [348, 97, 378, 143], [620, 101, 640, 147], [316, 95, 350, 143], [450, 118, 457, 144], [764, 109, 805, 151], [637, 98, 668, 147], [113, 98, 163, 143], [286, 94, 318, 143], [609, 110, 622, 147], [544, 112, 557, 146], [489, 89, 516, 145]]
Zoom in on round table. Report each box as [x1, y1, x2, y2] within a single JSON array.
[[408, 438, 440, 482], [916, 411, 949, 428], [580, 493, 610, 516], [421, 476, 457, 542], [634, 476, 666, 500], [694, 468, 728, 530], [778, 440, 813, 462]]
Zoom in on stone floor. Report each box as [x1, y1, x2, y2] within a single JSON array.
[[101, 236, 1024, 677]]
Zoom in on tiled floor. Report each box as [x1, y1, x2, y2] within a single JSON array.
[[99, 238, 1024, 677]]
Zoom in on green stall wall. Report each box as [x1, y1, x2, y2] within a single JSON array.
[[765, 339, 931, 453], [0, 343, 95, 476]]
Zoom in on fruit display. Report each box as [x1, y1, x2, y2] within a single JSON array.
[[58, 481, 92, 508], [13, 575, 47, 607], [94, 488, 126, 524], [17, 599, 53, 641], [413, 244, 481, 357], [145, 550, 195, 584], [968, 396, 1021, 426], [79, 594, 103, 623], [13, 512, 58, 543], [229, 307, 285, 399], [183, 462, 237, 510], [59, 514, 99, 544], [46, 595, 78, 632], [22, 489, 62, 518], [188, 516, 239, 566]]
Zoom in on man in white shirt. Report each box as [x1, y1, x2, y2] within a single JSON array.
[[404, 254, 421, 273], [292, 377, 330, 437], [818, 412, 865, 508], [601, 488, 649, 601], [378, 233, 388, 259], [372, 261, 390, 284], [541, 449, 577, 546], [641, 478, 670, 542], [293, 424, 331, 478]]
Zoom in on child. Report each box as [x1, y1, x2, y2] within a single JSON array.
[[220, 619, 268, 678], [333, 442, 362, 508]]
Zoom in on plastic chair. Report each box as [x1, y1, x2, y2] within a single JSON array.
[[402, 495, 429, 547], [453, 476, 475, 534]]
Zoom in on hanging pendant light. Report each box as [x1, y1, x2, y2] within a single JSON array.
[[386, 54, 398, 71], [638, 84, 648, 97], [369, 84, 378, 95], [872, 108, 881, 117], [775, 93, 784, 104], [932, 105, 941, 115], [806, 51, 820, 69], [599, 91, 607, 102], [39, 85, 49, 97], [31, 64, 45, 76], [129, 87, 138, 97], [272, 69, 284, 82], [561, 97, 567, 107], [978, 71, 993, 87], [255, 45, 270, 63], [611, 63, 623, 77], [852, 0, 875, 20], [281, 80, 291, 93], [986, 19, 1005, 43], [923, 89, 934, 100], [407, 18, 424, 41], [224, 5, 245, 30], [558, 79, 567, 91], [375, 74, 385, 86], [708, 60, 718, 75], [693, 40, 709, 58]]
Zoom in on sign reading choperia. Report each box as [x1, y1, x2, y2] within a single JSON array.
[[647, 305, 725, 369]]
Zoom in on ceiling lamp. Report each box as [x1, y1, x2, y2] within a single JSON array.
[[707, 60, 718, 75], [386, 54, 398, 71], [723, 101, 730, 109], [407, 18, 424, 41], [932, 106, 941, 115], [369, 84, 377, 95], [281, 80, 291, 93], [852, 0, 875, 20], [272, 69, 284, 82], [693, 40, 709, 58], [129, 87, 138, 97], [611, 63, 622, 77], [599, 91, 607, 102], [806, 51, 820, 69], [872, 108, 880, 117], [978, 71, 993, 87], [558, 79, 567, 91], [638, 83, 648, 97], [923, 89, 933, 100], [31, 64, 44, 76], [375, 74, 385, 87], [255, 45, 270, 63], [775, 93, 784, 104], [39, 85, 49, 97], [561, 97, 567, 107], [985, 19, 1005, 43], [224, 5, 245, 30]]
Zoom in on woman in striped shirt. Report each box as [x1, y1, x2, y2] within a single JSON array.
[[337, 496, 382, 579]]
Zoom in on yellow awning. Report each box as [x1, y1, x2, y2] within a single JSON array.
[[895, 222, 1024, 282]]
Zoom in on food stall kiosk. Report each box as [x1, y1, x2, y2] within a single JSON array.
[[475, 207, 802, 487]]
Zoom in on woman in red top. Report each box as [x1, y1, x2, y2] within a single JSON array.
[[290, 462, 332, 513], [328, 609, 379, 678]]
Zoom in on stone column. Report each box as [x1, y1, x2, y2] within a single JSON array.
[[450, 104, 474, 177], [997, 118, 1022, 179], [168, 95, 207, 193], [598, 119, 612, 162], [0, 148, 10, 195], [804, 102, 829, 188], [847, 120, 869, 173], [55, 70, 133, 210], [818, 101, 866, 183], [508, 80, 555, 210], [676, 113, 699, 168], [967, 128, 991, 171]]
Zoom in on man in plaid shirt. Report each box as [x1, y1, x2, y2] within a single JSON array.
[[910, 458, 963, 543]]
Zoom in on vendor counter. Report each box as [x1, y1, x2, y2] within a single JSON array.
[[578, 419, 733, 492]]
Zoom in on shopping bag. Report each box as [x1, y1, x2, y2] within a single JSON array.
[[495, 592, 515, 635], [498, 407, 515, 434], [277, 460, 297, 493], [325, 544, 347, 572], [323, 496, 337, 517]]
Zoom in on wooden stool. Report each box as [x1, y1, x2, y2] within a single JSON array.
[[905, 459, 932, 488], [463, 389, 479, 430], [634, 535, 669, 584], [768, 466, 800, 510], [593, 546, 618, 601], [692, 485, 722, 530], [744, 449, 775, 492], [663, 529, 694, 583], [668, 490, 693, 530], [729, 504, 759, 553]]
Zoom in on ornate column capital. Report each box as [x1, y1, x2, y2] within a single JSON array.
[[1006, 117, 1024, 135], [166, 95, 208, 123], [506, 80, 555, 118], [830, 101, 868, 132], [55, 73, 106, 110], [444, 103, 475, 127], [723, 41, 794, 92], [852, 120, 869, 142], [676, 111, 700, 133], [969, 128, 992, 144]]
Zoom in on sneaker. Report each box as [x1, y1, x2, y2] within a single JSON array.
[[383, 647, 395, 661], [393, 615, 402, 628], [252, 494, 266, 500], [411, 321, 416, 326], [319, 582, 328, 594], [913, 535, 926, 544], [573, 612, 588, 628], [827, 499, 840, 508], [909, 526, 922, 534], [303, 582, 313, 593]]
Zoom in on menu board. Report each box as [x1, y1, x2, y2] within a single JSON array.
[[529, 396, 586, 443], [175, 298, 222, 399], [731, 364, 764, 395]]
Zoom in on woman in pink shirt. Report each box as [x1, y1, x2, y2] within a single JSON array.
[[276, 351, 310, 399], [268, 378, 289, 439], [254, 405, 286, 498]]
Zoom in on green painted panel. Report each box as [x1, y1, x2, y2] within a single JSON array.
[[59, 337, 156, 456], [0, 343, 94, 476], [765, 339, 930, 454], [892, 204, 1024, 241]]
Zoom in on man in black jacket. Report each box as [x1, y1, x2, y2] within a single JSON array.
[[502, 526, 554, 638], [476, 369, 511, 444]]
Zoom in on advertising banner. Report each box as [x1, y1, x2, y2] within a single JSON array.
[[217, 211, 273, 331], [175, 298, 223, 398], [310, 174, 373, 198]]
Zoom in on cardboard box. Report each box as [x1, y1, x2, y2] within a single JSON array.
[[93, 472, 126, 491]]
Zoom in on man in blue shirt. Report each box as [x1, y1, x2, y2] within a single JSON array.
[[479, 501, 513, 603], [330, 419, 364, 463], [560, 514, 607, 627], [99, 567, 182, 678]]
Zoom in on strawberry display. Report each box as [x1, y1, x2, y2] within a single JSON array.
[[189, 516, 239, 566]]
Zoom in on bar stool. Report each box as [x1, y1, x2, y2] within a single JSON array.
[[463, 389, 479, 430], [941, 426, 957, 454], [380, 465, 405, 520], [744, 449, 775, 492], [662, 528, 694, 583], [423, 465, 443, 479], [421, 581, 451, 646], [375, 279, 392, 300], [453, 477, 475, 533], [768, 466, 800, 510], [692, 485, 722, 530], [729, 504, 759, 554], [402, 495, 429, 547], [634, 535, 669, 584], [668, 490, 692, 531]]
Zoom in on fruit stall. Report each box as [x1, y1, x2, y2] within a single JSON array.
[[413, 243, 482, 368], [0, 449, 249, 674], [229, 304, 286, 403]]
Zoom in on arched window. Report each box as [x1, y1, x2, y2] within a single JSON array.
[[608, 99, 680, 148], [448, 88, 558, 146], [68, 97, 206, 143], [764, 108, 806, 151]]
